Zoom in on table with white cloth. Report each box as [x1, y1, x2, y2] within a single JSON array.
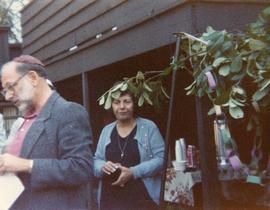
[[164, 166, 247, 207], [164, 168, 201, 207]]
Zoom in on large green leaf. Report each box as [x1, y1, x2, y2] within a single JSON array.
[[213, 57, 227, 68], [120, 83, 128, 91], [222, 41, 233, 52], [161, 86, 170, 99], [111, 91, 121, 99], [208, 33, 225, 53], [260, 7, 270, 23], [185, 80, 196, 91], [260, 79, 270, 91], [127, 81, 139, 95], [230, 55, 243, 73], [230, 72, 245, 81], [185, 81, 196, 95], [229, 106, 244, 119], [208, 106, 216, 115], [230, 98, 245, 107], [218, 64, 230, 76], [229, 99, 237, 108], [136, 71, 145, 82], [246, 54, 257, 78], [202, 28, 219, 41], [99, 95, 105, 105], [138, 95, 144, 107], [104, 92, 112, 109], [143, 92, 153, 105], [143, 82, 153, 92], [233, 86, 245, 95], [252, 88, 269, 101], [111, 82, 123, 92], [249, 38, 267, 51], [186, 84, 196, 95]]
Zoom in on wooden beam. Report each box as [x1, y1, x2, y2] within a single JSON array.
[[82, 72, 90, 113], [21, 0, 53, 26], [23, 0, 184, 60], [22, 0, 73, 36], [23, 0, 97, 49], [28, 0, 126, 60], [44, 3, 192, 81], [0, 26, 10, 64], [195, 97, 222, 209]]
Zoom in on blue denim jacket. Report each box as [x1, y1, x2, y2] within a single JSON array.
[[94, 117, 165, 205]]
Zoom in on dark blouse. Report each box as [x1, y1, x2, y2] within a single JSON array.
[[100, 125, 158, 210]]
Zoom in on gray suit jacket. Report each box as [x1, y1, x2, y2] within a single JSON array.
[[10, 92, 93, 210]]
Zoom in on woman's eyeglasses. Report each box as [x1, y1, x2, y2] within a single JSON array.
[[1, 72, 28, 97]]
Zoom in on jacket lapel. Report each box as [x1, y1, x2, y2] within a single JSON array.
[[20, 120, 45, 158], [20, 91, 60, 158]]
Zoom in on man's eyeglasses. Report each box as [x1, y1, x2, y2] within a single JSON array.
[[1, 72, 28, 97]]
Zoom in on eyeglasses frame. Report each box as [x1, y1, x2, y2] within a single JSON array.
[[1, 72, 29, 97]]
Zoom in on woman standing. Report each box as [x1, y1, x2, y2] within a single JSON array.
[[94, 90, 164, 210]]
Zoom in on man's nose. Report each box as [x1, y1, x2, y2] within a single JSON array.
[[5, 91, 13, 101]]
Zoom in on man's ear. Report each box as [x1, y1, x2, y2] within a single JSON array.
[[27, 70, 39, 86]]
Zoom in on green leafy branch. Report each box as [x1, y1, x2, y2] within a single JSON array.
[[98, 7, 270, 139], [179, 7, 270, 134], [98, 70, 170, 110]]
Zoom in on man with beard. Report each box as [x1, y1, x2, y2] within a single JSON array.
[[0, 55, 93, 210]]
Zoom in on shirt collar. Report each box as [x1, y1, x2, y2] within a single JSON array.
[[23, 112, 39, 119]]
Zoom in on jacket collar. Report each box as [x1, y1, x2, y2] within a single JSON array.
[[20, 91, 60, 157], [36, 91, 59, 122], [106, 117, 145, 145]]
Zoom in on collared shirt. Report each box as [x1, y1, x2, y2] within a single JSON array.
[[5, 112, 39, 156]]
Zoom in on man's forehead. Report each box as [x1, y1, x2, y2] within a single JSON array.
[[1, 62, 19, 75], [1, 62, 20, 84]]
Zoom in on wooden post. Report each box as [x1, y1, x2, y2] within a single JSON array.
[[0, 26, 10, 64], [195, 96, 221, 209], [82, 72, 90, 112], [81, 72, 93, 210], [159, 35, 181, 208]]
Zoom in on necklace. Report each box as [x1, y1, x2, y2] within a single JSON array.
[[116, 120, 136, 159], [117, 133, 130, 159]]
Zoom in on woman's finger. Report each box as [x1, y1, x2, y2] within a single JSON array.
[[102, 161, 119, 174]]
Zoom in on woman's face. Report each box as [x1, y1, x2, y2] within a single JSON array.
[[112, 93, 134, 121]]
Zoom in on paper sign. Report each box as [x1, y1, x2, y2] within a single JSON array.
[[0, 173, 24, 210]]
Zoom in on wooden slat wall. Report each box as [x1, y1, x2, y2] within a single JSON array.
[[23, 0, 184, 59], [21, 0, 186, 77], [44, 3, 192, 82], [23, 0, 96, 49], [22, 0, 73, 37], [28, 0, 126, 61], [21, 0, 268, 82], [21, 0, 53, 26]]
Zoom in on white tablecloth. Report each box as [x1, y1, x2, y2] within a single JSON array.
[[164, 166, 247, 206]]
